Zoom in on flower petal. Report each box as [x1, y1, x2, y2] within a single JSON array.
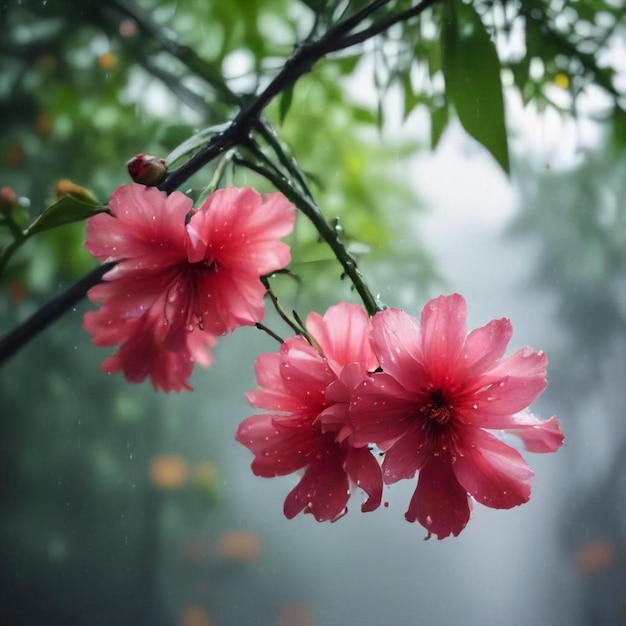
[[188, 188, 295, 273], [351, 373, 418, 444], [503, 413, 564, 453], [344, 445, 383, 513], [452, 427, 534, 509], [87, 184, 189, 266], [462, 349, 548, 420], [283, 450, 349, 522], [405, 455, 471, 539], [245, 352, 309, 413], [306, 303, 377, 376], [460, 317, 512, 376], [381, 424, 431, 484], [420, 294, 468, 386], [235, 414, 318, 477], [99, 315, 194, 392], [278, 337, 334, 409], [370, 308, 430, 393]]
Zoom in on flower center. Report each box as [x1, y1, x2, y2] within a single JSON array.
[[422, 389, 451, 425]]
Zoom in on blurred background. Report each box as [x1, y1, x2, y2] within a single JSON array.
[[1, 1, 625, 625]]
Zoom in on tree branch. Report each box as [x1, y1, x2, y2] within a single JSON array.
[[0, 263, 114, 365], [1, 0, 428, 363]]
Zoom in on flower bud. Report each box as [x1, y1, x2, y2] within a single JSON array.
[[0, 186, 18, 210], [126, 153, 167, 186], [55, 179, 100, 204]]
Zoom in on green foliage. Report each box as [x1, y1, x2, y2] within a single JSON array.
[[27, 195, 106, 236], [441, 0, 509, 172]]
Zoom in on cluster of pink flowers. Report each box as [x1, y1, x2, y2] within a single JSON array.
[[236, 296, 563, 538], [84, 183, 295, 391], [85, 183, 563, 537]]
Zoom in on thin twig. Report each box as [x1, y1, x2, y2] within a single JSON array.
[[1, 0, 416, 362], [326, 0, 441, 52], [235, 155, 382, 317]]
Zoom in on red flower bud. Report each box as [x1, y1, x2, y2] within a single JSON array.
[[0, 186, 18, 210], [126, 153, 167, 186]]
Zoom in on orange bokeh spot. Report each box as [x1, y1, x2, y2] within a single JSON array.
[[36, 112, 54, 138], [216, 530, 261, 562], [98, 52, 117, 70], [577, 540, 614, 574], [6, 143, 24, 167], [278, 603, 314, 626], [149, 455, 188, 489], [10, 281, 27, 304], [38, 54, 57, 73], [181, 605, 212, 626]]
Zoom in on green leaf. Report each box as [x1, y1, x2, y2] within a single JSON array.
[[431, 103, 449, 149], [441, 0, 510, 173], [278, 84, 294, 125], [27, 196, 107, 236]]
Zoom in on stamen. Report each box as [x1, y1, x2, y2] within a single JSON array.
[[421, 389, 451, 425]]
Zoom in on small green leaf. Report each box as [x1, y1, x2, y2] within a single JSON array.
[[441, 0, 509, 173], [278, 84, 294, 125], [431, 103, 449, 149], [27, 196, 107, 236]]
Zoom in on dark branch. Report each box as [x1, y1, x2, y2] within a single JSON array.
[[0, 263, 115, 366], [1, 0, 427, 363]]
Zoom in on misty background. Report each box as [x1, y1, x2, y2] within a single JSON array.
[[1, 2, 625, 625]]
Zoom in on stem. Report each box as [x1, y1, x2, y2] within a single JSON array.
[[159, 0, 402, 193], [255, 322, 284, 345], [261, 277, 305, 337], [326, 0, 442, 52], [236, 155, 382, 317], [0, 263, 115, 366], [2, 0, 423, 361], [0, 238, 23, 280]]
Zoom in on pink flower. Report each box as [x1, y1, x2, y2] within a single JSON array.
[[235, 303, 383, 521], [84, 183, 295, 391], [351, 294, 564, 539]]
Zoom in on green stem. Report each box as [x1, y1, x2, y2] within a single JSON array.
[[255, 322, 284, 345], [0, 237, 24, 280], [236, 154, 382, 317]]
